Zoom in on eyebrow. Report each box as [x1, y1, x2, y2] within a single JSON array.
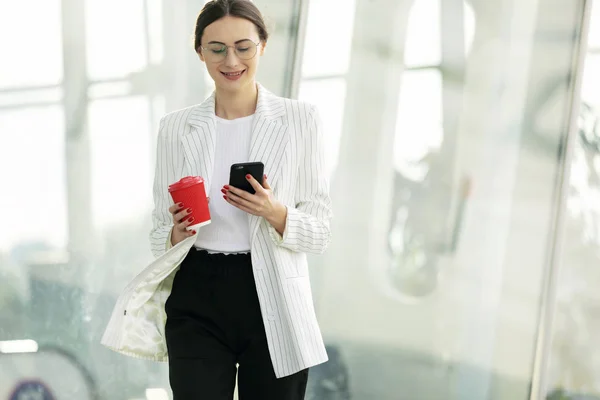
[[207, 39, 252, 45]]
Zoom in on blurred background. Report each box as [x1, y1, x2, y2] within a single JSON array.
[[0, 0, 599, 399]]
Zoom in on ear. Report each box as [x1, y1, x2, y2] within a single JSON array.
[[197, 47, 205, 62], [259, 41, 266, 56]]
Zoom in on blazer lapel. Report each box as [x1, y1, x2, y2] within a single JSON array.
[[248, 84, 289, 241], [183, 93, 217, 193]]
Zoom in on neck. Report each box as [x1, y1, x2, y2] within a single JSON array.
[[214, 81, 258, 120]]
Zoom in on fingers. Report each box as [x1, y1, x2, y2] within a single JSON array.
[[262, 174, 270, 190], [224, 194, 256, 215], [169, 204, 193, 230], [246, 174, 264, 193], [173, 207, 192, 223], [226, 190, 256, 212], [177, 214, 196, 236], [223, 184, 253, 201], [168, 203, 183, 215]]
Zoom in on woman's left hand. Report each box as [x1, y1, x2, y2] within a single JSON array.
[[222, 174, 287, 234]]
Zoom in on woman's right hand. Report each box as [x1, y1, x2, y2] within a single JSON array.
[[168, 203, 197, 246]]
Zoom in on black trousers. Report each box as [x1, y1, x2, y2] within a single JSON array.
[[165, 249, 309, 399]]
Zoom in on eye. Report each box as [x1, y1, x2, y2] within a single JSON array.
[[207, 44, 226, 54]]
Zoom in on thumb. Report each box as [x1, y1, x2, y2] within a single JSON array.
[[262, 174, 271, 189]]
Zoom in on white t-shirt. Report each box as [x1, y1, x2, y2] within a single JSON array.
[[194, 114, 254, 253]]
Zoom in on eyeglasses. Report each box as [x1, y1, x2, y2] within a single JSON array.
[[199, 39, 260, 63]]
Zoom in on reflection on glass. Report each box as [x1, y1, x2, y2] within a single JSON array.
[[389, 69, 444, 299], [0, 0, 62, 88]]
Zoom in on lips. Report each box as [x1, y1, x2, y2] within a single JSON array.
[[221, 70, 245, 76]]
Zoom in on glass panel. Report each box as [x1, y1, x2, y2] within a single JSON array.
[[581, 54, 600, 108], [0, 0, 62, 88], [85, 0, 148, 80], [88, 96, 154, 231], [308, 0, 586, 399], [0, 0, 590, 399], [301, 0, 357, 77], [274, 2, 308, 94], [0, 106, 67, 368], [88, 81, 133, 99], [588, 0, 600, 49], [0, 106, 67, 253], [404, 0, 441, 67], [464, 1, 476, 56], [298, 78, 347, 177], [147, 0, 164, 65], [1, 0, 313, 397], [0, 88, 63, 108], [405, 0, 476, 64], [545, 8, 600, 398], [394, 69, 443, 175]]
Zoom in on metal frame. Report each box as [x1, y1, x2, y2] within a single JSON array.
[[286, 0, 310, 99], [528, 0, 593, 398]]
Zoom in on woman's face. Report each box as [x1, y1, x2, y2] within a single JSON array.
[[199, 16, 265, 93]]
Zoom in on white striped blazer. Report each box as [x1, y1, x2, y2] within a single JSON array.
[[101, 83, 333, 378]]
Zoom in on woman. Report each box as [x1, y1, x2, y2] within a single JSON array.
[[101, 0, 332, 398]]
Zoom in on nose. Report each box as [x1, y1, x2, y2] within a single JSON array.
[[224, 48, 240, 68]]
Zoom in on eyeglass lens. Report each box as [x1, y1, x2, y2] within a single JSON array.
[[204, 40, 257, 61]]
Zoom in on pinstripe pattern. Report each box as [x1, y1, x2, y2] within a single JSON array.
[[101, 83, 332, 378]]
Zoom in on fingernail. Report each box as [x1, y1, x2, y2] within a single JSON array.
[[223, 195, 227, 200], [246, 174, 251, 179], [221, 188, 227, 194], [192, 230, 197, 235], [178, 202, 184, 207], [188, 217, 194, 222], [264, 174, 267, 179], [186, 208, 192, 213], [223, 185, 229, 190]]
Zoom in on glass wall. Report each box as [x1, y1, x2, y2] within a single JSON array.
[[0, 0, 304, 398], [302, 0, 590, 399], [546, 1, 600, 398], [0, 0, 593, 399]]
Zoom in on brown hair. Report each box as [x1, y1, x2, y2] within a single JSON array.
[[193, 0, 269, 52]]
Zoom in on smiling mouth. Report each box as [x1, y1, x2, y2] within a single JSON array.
[[221, 70, 245, 76]]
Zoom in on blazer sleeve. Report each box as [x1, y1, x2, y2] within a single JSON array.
[[268, 105, 333, 254], [149, 116, 183, 258]]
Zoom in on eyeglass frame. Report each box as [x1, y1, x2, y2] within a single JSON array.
[[198, 39, 262, 62]]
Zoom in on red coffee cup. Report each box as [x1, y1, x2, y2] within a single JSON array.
[[168, 176, 211, 231]]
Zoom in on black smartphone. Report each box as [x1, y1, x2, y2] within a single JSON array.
[[229, 162, 264, 194]]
